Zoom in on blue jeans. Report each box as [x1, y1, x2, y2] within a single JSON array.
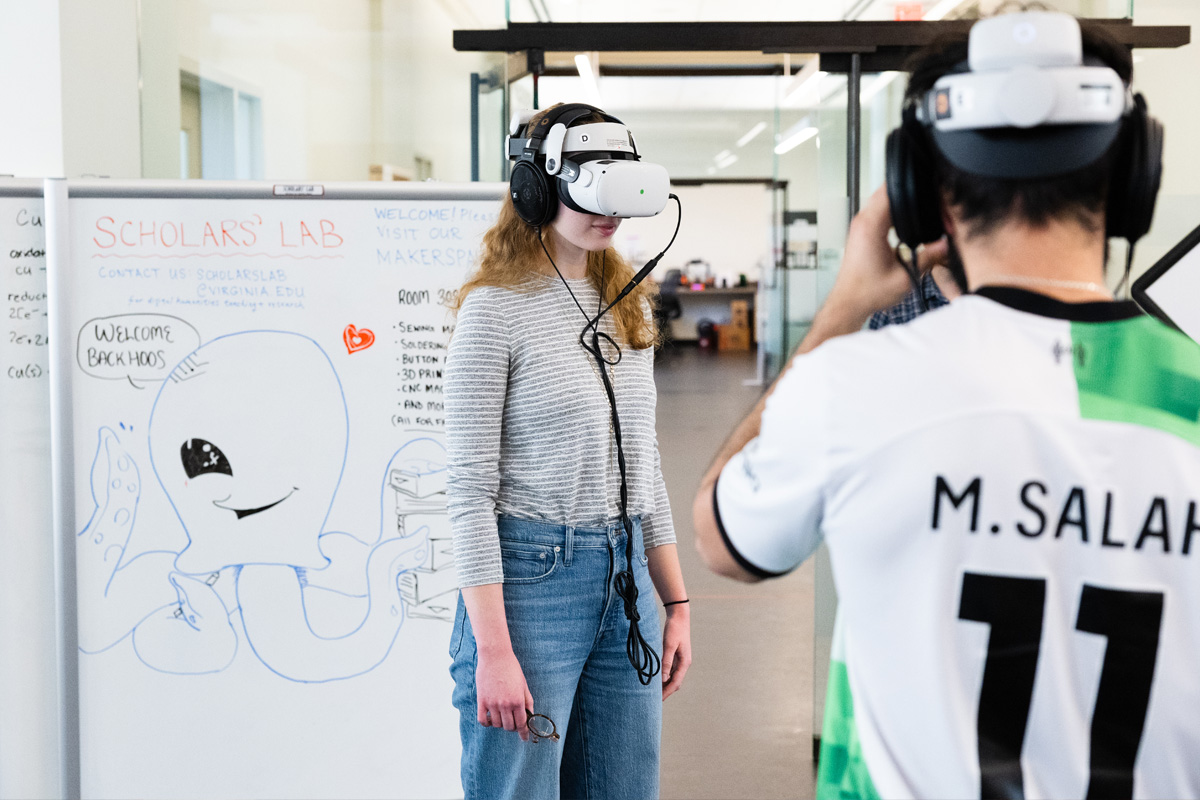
[[450, 516, 663, 800]]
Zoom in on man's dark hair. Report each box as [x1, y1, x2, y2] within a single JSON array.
[[903, 20, 1134, 240]]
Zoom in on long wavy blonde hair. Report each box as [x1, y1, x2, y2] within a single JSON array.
[[450, 105, 659, 350]]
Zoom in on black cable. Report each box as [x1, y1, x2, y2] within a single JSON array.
[[1115, 243, 1136, 300], [581, 196, 684, 360], [536, 194, 682, 685], [895, 243, 928, 314]]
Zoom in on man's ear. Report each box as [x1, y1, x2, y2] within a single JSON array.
[[940, 193, 957, 239]]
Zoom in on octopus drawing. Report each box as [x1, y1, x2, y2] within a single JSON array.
[[75, 330, 456, 682]]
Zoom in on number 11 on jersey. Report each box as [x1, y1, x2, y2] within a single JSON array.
[[958, 572, 1164, 799]]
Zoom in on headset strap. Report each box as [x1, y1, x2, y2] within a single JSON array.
[[516, 104, 625, 163]]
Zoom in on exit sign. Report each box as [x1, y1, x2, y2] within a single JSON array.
[[894, 2, 924, 20]]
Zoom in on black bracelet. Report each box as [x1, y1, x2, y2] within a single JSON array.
[[663, 599, 690, 607]]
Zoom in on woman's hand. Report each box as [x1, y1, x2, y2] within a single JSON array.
[[661, 603, 692, 701], [644, 544, 692, 700], [475, 646, 535, 741]]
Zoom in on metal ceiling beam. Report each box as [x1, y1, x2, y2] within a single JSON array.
[[540, 65, 792, 77], [454, 19, 1189, 57]]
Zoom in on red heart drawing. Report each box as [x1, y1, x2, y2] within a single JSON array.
[[343, 324, 375, 354]]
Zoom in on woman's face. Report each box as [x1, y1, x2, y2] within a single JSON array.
[[549, 202, 623, 253]]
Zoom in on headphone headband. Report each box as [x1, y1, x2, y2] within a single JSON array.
[[522, 103, 624, 143]]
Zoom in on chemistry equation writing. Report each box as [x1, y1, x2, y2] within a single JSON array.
[[14, 207, 42, 227], [8, 304, 44, 321], [9, 331, 48, 347], [10, 247, 45, 276], [4, 228, 49, 381], [7, 363, 43, 380], [6, 283, 50, 381]]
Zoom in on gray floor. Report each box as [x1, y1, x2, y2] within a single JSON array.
[[653, 347, 817, 800]]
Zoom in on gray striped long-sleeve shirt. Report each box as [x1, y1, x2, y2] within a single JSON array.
[[445, 274, 676, 588]]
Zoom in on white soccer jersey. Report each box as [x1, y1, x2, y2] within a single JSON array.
[[715, 288, 1200, 799]]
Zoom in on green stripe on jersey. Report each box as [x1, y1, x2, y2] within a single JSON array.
[[816, 660, 880, 800], [1073, 317, 1200, 445]]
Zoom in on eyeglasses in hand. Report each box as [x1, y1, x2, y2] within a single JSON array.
[[526, 710, 559, 744]]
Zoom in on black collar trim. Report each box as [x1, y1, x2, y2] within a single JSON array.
[[973, 286, 1143, 322]]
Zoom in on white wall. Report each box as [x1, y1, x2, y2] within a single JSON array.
[[402, 1, 501, 181], [167, 0, 500, 182], [59, 0, 141, 178], [0, 4, 64, 177], [0, 0, 140, 179], [613, 182, 774, 286], [140, 1, 184, 179], [1131, 0, 1200, 281]]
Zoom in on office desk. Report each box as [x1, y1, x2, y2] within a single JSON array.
[[664, 285, 756, 342]]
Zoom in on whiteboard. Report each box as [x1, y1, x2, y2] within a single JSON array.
[[0, 180, 65, 800], [46, 179, 505, 799], [1133, 221, 1200, 343]]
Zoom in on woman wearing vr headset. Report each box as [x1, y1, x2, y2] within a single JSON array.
[[444, 103, 691, 799]]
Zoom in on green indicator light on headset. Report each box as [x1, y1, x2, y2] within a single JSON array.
[[640, 189, 644, 194]]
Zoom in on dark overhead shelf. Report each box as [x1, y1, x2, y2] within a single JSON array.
[[455, 19, 1189, 73]]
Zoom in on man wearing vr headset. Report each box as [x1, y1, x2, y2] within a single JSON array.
[[693, 11, 1200, 798], [446, 103, 690, 799]]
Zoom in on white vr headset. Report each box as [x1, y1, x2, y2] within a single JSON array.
[[919, 12, 1130, 132], [507, 107, 670, 219]]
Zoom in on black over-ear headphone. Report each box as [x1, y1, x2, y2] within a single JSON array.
[[886, 91, 1164, 250], [509, 103, 634, 227]]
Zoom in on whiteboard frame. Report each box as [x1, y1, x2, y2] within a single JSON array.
[[0, 178, 44, 197], [44, 178, 505, 800], [43, 177, 81, 800], [0, 178, 75, 800], [61, 178, 507, 202], [1132, 220, 1200, 336]]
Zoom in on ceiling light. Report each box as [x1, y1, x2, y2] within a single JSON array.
[[714, 149, 732, 162], [574, 53, 601, 105], [737, 121, 768, 148], [924, 0, 968, 21], [715, 152, 739, 169], [774, 126, 819, 155], [784, 59, 826, 103]]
